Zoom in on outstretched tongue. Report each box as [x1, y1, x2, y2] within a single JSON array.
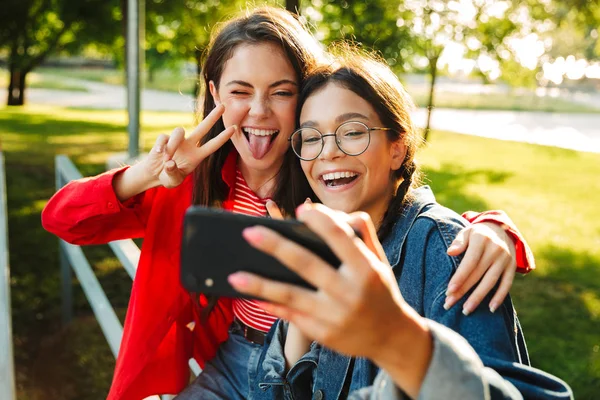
[[248, 134, 271, 159]]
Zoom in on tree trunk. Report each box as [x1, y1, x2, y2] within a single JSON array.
[[7, 67, 28, 106], [194, 47, 202, 99], [148, 67, 154, 83], [121, 0, 128, 77], [423, 56, 438, 142]]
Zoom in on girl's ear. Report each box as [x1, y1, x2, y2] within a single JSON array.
[[390, 141, 406, 171], [209, 80, 221, 106]]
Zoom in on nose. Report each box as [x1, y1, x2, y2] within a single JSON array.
[[319, 134, 344, 160], [248, 94, 270, 119]]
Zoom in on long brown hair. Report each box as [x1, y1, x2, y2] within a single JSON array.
[[192, 7, 324, 215], [192, 7, 324, 318], [293, 47, 423, 240]]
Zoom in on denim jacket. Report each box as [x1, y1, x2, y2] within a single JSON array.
[[252, 186, 572, 400]]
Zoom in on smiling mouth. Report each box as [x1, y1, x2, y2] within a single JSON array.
[[321, 171, 359, 187], [242, 128, 280, 160]]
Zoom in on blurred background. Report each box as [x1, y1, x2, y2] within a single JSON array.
[[0, 0, 598, 398]]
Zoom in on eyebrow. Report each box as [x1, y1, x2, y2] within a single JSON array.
[[225, 79, 298, 88], [301, 112, 370, 128]]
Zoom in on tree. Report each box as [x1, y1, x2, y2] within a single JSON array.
[[302, 0, 413, 72], [143, 0, 280, 98], [0, 0, 118, 106], [305, 0, 523, 141]]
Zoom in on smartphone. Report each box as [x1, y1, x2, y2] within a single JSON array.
[[180, 206, 342, 298]]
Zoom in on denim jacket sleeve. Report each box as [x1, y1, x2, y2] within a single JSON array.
[[348, 320, 572, 400]]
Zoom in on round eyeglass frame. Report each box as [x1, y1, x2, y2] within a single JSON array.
[[288, 121, 394, 161]]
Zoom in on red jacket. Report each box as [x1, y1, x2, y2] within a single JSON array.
[[41, 151, 533, 399]]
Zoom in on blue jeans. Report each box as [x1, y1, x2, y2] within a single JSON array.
[[175, 320, 263, 400]]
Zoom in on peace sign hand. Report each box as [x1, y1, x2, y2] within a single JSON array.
[[144, 104, 235, 188]]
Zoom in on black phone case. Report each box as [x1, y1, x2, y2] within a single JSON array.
[[180, 207, 341, 298]]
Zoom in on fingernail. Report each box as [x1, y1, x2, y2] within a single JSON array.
[[231, 124, 237, 131], [155, 144, 163, 153], [186, 321, 196, 331], [443, 296, 454, 310], [489, 303, 497, 313], [305, 197, 313, 204], [447, 244, 459, 252], [446, 284, 457, 295], [228, 272, 248, 288], [462, 305, 472, 316], [242, 227, 262, 243], [166, 160, 175, 169]]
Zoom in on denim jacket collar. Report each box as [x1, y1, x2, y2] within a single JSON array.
[[382, 185, 437, 268]]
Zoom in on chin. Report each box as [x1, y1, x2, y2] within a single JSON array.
[[322, 197, 356, 213]]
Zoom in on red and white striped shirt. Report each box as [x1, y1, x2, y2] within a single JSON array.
[[231, 169, 278, 332]]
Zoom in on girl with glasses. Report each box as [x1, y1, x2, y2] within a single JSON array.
[[229, 49, 571, 399]]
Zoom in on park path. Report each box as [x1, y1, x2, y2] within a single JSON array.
[[7, 77, 600, 154]]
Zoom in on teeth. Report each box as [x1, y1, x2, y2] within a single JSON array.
[[322, 171, 358, 181], [243, 128, 278, 136]]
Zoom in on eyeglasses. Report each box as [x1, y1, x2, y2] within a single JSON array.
[[289, 121, 393, 161]]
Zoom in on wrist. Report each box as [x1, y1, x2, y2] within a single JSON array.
[[131, 162, 161, 191], [114, 163, 160, 202]]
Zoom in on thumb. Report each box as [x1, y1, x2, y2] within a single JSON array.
[[447, 226, 471, 255], [163, 159, 185, 188], [266, 200, 284, 220]]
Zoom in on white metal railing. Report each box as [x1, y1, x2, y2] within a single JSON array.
[[0, 152, 16, 400], [55, 155, 200, 400]]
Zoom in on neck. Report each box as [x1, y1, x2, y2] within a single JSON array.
[[238, 161, 281, 199], [366, 190, 394, 232]]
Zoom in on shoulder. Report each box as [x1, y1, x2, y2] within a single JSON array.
[[395, 203, 469, 312], [413, 203, 469, 250], [382, 187, 469, 269], [402, 203, 468, 275]]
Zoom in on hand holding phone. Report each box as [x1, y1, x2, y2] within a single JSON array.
[[180, 207, 343, 298]]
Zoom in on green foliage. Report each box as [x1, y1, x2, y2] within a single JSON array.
[[304, 0, 412, 71], [0, 0, 119, 71], [143, 0, 280, 81]]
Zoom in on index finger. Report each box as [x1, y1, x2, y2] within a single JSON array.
[[188, 104, 226, 143], [448, 235, 484, 293], [347, 211, 387, 263]]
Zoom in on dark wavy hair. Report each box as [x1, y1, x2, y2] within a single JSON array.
[[192, 7, 324, 215], [293, 47, 423, 240], [192, 6, 324, 318]]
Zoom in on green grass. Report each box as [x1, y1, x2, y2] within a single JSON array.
[[36, 67, 198, 94], [0, 105, 194, 399], [419, 131, 600, 398], [0, 69, 89, 92], [409, 87, 600, 113], [1, 106, 598, 398]]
